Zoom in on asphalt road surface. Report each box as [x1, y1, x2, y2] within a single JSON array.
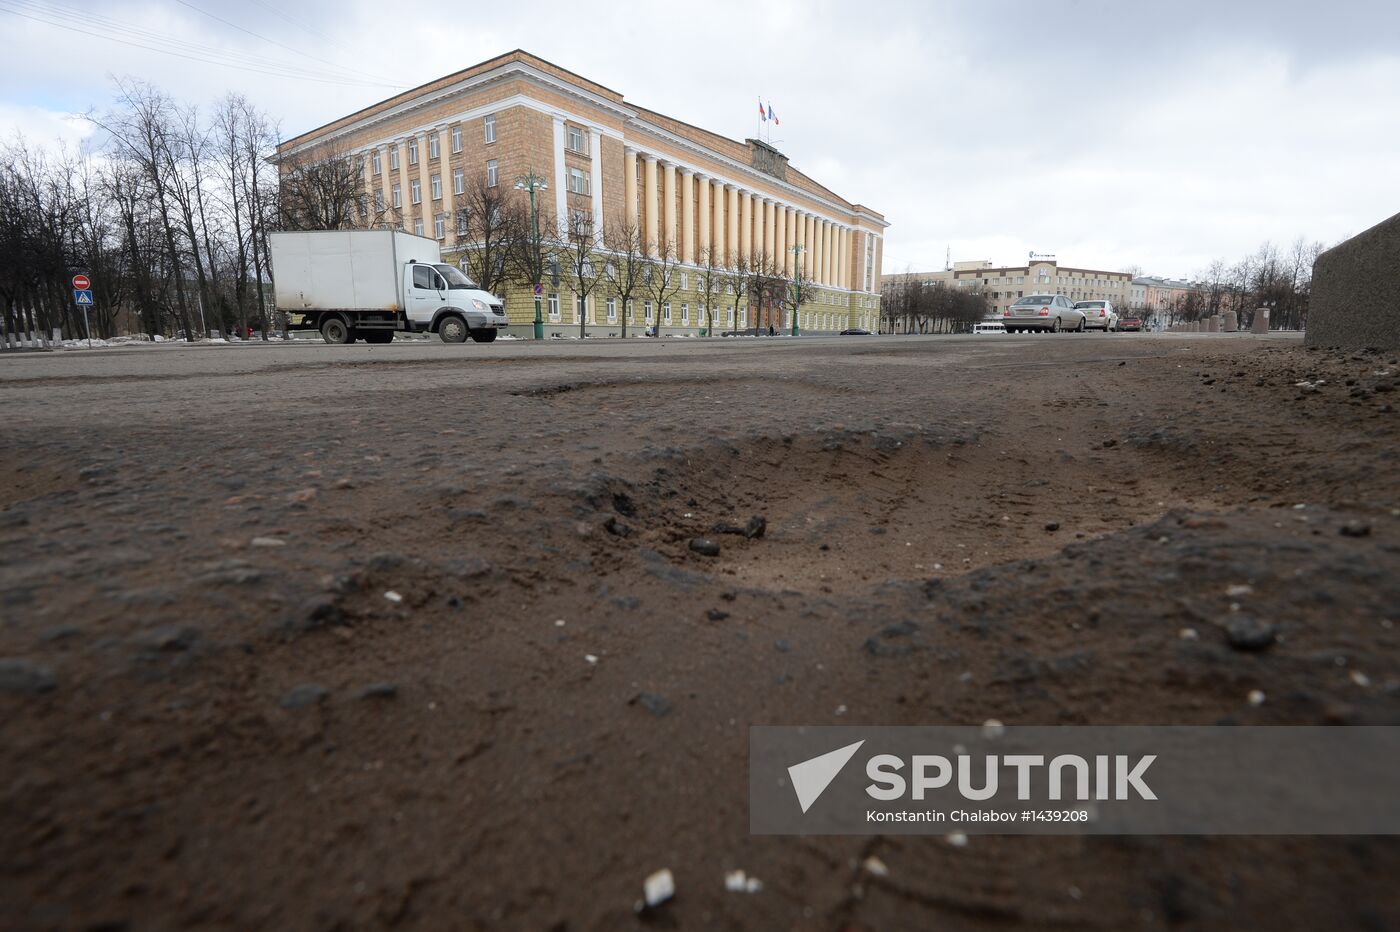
[[3, 332, 1399, 930]]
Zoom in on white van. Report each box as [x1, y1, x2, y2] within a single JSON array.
[[973, 321, 1007, 335]]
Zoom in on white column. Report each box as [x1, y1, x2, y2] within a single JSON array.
[[551, 117, 567, 235], [416, 132, 432, 234], [437, 126, 452, 243], [378, 145, 392, 223], [774, 205, 787, 275], [753, 196, 766, 265], [713, 180, 727, 266], [643, 155, 659, 255], [663, 162, 677, 258], [624, 147, 638, 233], [725, 185, 739, 266], [739, 191, 752, 263], [680, 168, 695, 265], [696, 174, 710, 264], [590, 130, 604, 241]]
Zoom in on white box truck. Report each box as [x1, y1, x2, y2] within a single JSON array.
[[270, 230, 508, 344]]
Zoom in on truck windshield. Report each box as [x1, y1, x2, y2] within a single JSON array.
[[433, 264, 478, 289]]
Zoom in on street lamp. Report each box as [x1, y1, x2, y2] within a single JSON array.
[[514, 171, 548, 340], [789, 243, 805, 336]]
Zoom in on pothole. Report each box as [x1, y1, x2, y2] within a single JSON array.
[[626, 429, 1240, 595]]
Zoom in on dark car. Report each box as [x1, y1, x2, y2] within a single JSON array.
[[839, 328, 873, 336]]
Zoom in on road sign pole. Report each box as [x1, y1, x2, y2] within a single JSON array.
[[71, 276, 94, 349]]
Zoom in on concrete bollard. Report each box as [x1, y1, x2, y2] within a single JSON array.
[[1251, 308, 1269, 334], [1222, 311, 1238, 332], [1207, 316, 1219, 333]]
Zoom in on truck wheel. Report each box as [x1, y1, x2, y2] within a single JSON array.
[[469, 329, 498, 344], [320, 317, 352, 344], [438, 315, 468, 343], [364, 331, 393, 344]]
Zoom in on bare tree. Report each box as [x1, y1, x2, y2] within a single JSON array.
[[693, 245, 725, 336], [275, 142, 382, 232], [452, 169, 517, 297], [641, 242, 683, 336], [559, 209, 603, 339], [602, 219, 646, 339]]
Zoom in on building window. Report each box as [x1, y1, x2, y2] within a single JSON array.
[[568, 167, 590, 195], [456, 212, 468, 236], [391, 183, 401, 208], [408, 139, 418, 165], [644, 301, 653, 323], [413, 218, 424, 236], [680, 303, 689, 324], [431, 174, 441, 200], [567, 125, 584, 153], [453, 169, 464, 195], [389, 147, 399, 170], [451, 125, 461, 153], [410, 179, 421, 204], [548, 293, 560, 321], [434, 214, 445, 240], [484, 113, 496, 144], [487, 159, 498, 187], [371, 150, 381, 174], [680, 271, 688, 290], [373, 191, 384, 210], [663, 302, 672, 323], [428, 134, 439, 159], [607, 298, 616, 321]]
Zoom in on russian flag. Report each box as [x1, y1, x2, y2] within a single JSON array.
[[758, 97, 766, 120]]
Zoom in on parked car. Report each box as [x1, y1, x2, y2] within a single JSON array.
[[1074, 300, 1119, 331], [1003, 294, 1087, 333], [972, 321, 1007, 334], [839, 328, 873, 335], [1118, 316, 1144, 331]]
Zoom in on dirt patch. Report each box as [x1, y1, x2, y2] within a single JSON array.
[[1, 337, 1398, 930]]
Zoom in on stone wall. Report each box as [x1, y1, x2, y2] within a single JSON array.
[[1307, 210, 1400, 349]]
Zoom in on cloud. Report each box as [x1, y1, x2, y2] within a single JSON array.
[[1, 0, 1394, 279]]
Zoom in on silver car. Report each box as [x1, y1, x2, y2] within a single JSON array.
[[1003, 294, 1087, 333], [1075, 300, 1119, 332]]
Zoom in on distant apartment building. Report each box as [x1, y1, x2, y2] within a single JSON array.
[[1130, 276, 1209, 324], [883, 257, 1132, 317], [276, 50, 888, 337]]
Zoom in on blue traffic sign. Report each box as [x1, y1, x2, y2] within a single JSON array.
[[73, 289, 93, 305]]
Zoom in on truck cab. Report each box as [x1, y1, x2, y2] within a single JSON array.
[[405, 262, 508, 343]]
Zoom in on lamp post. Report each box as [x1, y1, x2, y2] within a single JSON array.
[[789, 243, 805, 336], [514, 171, 548, 340]]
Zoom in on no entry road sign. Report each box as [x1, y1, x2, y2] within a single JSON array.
[[71, 274, 91, 291]]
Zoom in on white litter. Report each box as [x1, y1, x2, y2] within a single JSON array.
[[862, 855, 889, 876], [643, 868, 674, 907], [250, 537, 286, 547], [383, 591, 403, 604], [725, 870, 763, 893], [1248, 689, 1266, 706], [981, 719, 1006, 739]]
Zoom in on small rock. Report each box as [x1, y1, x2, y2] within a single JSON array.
[[946, 832, 969, 847], [1225, 584, 1254, 597], [725, 870, 762, 893], [603, 516, 631, 537], [1179, 627, 1199, 641], [1248, 689, 1266, 707], [356, 682, 398, 700], [133, 625, 200, 653], [368, 552, 405, 571], [0, 658, 57, 695], [706, 608, 730, 621], [632, 692, 672, 716], [612, 492, 636, 517], [383, 590, 404, 604], [689, 538, 721, 557], [862, 856, 889, 876], [1339, 520, 1371, 538], [1044, 521, 1060, 532], [584, 654, 599, 665], [288, 487, 318, 503], [1225, 617, 1276, 652], [744, 515, 767, 539], [250, 537, 286, 548], [641, 868, 675, 909], [280, 684, 328, 709], [1350, 670, 1372, 688]]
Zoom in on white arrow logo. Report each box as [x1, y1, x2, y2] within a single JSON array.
[[788, 740, 865, 813]]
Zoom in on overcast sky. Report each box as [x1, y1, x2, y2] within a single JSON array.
[[3, 0, 1396, 278]]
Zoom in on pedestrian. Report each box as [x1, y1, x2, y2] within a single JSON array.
[[768, 324, 775, 337]]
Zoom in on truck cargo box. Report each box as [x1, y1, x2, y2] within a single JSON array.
[[270, 230, 442, 313]]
